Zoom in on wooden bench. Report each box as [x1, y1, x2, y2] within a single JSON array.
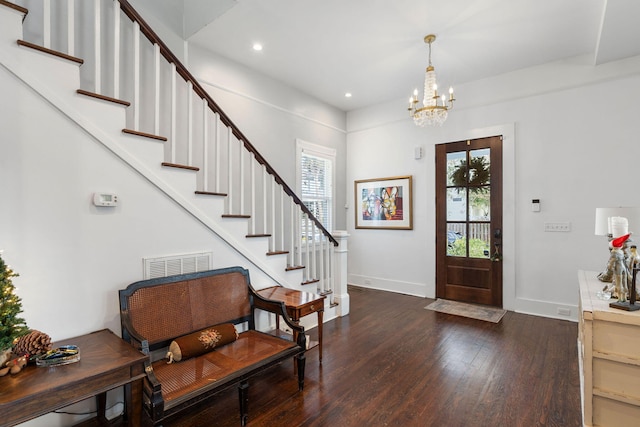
[[118, 266, 306, 426]]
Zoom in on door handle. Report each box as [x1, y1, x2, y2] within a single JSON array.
[[490, 243, 502, 262], [494, 228, 502, 239]]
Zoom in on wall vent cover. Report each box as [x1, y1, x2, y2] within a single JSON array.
[[143, 252, 212, 279]]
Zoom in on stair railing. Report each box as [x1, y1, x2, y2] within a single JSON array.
[[16, 0, 337, 295]]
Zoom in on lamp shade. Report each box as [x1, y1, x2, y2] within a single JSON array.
[[595, 207, 640, 236]]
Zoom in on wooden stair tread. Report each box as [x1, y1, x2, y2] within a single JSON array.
[[302, 279, 320, 285], [161, 162, 199, 171], [77, 89, 130, 107], [195, 190, 227, 197], [246, 234, 271, 238], [222, 214, 251, 219], [285, 265, 305, 271], [17, 39, 83, 64], [266, 251, 289, 256], [122, 128, 167, 141]]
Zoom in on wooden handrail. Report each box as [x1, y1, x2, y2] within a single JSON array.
[[117, 0, 337, 246]]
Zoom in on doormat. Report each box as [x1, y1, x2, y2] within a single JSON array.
[[425, 299, 506, 323]]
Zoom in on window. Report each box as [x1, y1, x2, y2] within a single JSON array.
[[296, 139, 335, 238]]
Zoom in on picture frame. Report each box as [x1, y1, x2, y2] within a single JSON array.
[[355, 175, 413, 230]]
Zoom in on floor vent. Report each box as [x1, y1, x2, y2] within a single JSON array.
[[143, 252, 213, 279]]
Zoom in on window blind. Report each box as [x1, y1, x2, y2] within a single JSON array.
[[301, 151, 332, 236]]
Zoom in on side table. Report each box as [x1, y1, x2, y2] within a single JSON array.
[[256, 286, 326, 362], [0, 328, 147, 427]]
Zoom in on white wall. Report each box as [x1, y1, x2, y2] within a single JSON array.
[[346, 53, 640, 320]]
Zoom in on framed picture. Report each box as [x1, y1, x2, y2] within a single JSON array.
[[355, 175, 413, 230]]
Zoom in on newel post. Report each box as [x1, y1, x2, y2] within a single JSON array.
[[332, 230, 350, 316]]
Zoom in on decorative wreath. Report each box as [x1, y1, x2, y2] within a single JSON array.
[[449, 156, 490, 188]]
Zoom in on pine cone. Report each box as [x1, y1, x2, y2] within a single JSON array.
[[12, 330, 52, 356]]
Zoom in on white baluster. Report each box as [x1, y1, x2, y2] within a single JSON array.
[[94, 0, 101, 93], [187, 82, 193, 166], [170, 62, 177, 163], [132, 21, 140, 129], [305, 214, 311, 282], [312, 222, 317, 284], [112, 0, 120, 99], [280, 184, 285, 251], [214, 114, 221, 194], [153, 44, 160, 134], [319, 234, 325, 293], [249, 153, 256, 234], [328, 242, 335, 295], [202, 98, 208, 192], [239, 142, 245, 215], [297, 201, 303, 268], [289, 196, 296, 268], [67, 0, 75, 56], [226, 128, 233, 214], [270, 175, 276, 252], [43, 0, 50, 49], [262, 165, 267, 237]]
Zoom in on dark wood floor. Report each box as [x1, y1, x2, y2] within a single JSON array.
[[151, 286, 581, 427]]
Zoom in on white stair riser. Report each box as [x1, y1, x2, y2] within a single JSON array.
[[0, 7, 24, 46], [12, 45, 82, 94], [72, 94, 128, 136]]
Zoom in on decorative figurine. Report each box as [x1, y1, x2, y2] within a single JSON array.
[[602, 234, 630, 301]]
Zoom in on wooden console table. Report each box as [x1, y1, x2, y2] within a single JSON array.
[[0, 328, 147, 427], [256, 286, 326, 362]]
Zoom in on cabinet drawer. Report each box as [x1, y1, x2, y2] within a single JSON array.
[[593, 322, 640, 358], [292, 302, 322, 318], [594, 395, 640, 427], [593, 358, 640, 401]]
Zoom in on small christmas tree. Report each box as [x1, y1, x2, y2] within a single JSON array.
[[0, 252, 29, 352]]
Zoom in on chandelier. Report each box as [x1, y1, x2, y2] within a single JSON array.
[[408, 34, 455, 126]]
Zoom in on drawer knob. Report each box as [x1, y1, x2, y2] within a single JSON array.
[[311, 305, 315, 311]]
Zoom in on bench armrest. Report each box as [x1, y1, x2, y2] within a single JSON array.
[[120, 309, 151, 352]]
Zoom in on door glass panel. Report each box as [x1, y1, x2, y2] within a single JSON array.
[[446, 152, 466, 186], [447, 223, 466, 257], [447, 187, 466, 221], [469, 188, 490, 221], [469, 148, 490, 186], [469, 223, 491, 259]]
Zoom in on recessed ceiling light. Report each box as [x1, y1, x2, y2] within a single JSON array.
[[252, 43, 263, 51], [345, 92, 352, 98]]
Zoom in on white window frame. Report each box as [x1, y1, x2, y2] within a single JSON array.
[[296, 139, 336, 239]]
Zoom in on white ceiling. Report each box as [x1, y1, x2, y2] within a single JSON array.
[[148, 0, 640, 112]]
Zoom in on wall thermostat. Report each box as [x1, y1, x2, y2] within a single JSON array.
[[532, 199, 540, 212], [93, 193, 118, 207]]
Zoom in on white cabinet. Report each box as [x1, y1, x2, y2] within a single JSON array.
[[578, 270, 640, 426]]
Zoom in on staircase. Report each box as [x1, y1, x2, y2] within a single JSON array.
[[0, 0, 349, 319]]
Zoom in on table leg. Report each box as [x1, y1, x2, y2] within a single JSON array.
[[125, 368, 144, 426], [96, 392, 108, 423], [317, 309, 323, 363]]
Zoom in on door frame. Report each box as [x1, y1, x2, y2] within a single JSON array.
[[430, 123, 515, 311]]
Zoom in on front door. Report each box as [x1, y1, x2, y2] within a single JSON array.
[[435, 136, 503, 307]]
